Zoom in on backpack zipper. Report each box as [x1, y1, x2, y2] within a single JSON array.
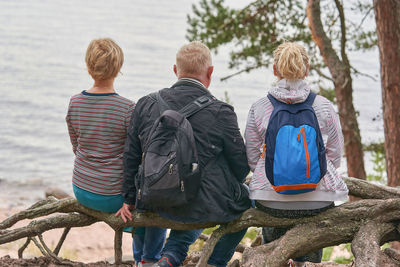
[[297, 128, 310, 178], [168, 163, 184, 191], [147, 158, 176, 187]]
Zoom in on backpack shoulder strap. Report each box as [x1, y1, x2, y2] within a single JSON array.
[[149, 90, 170, 114], [267, 94, 282, 108], [178, 95, 215, 118], [303, 92, 317, 106]]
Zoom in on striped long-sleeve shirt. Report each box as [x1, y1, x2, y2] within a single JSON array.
[[244, 79, 348, 203], [66, 91, 135, 195]]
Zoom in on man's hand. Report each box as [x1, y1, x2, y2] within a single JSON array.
[[115, 203, 135, 223]]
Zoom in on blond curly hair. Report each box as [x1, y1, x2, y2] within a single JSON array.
[[273, 42, 309, 80]]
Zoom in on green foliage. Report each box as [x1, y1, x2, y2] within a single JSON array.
[[188, 227, 220, 252], [349, 1, 377, 51], [353, 30, 378, 51], [322, 246, 334, 261], [367, 150, 386, 182], [322, 244, 355, 263], [187, 0, 313, 76], [318, 87, 336, 104], [186, 0, 376, 82], [202, 226, 219, 235], [203, 227, 258, 243], [364, 142, 386, 182], [334, 256, 354, 264], [333, 243, 354, 264], [189, 238, 205, 252], [364, 141, 385, 154], [241, 227, 258, 243]]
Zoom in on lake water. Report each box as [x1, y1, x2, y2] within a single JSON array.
[[0, 0, 383, 207]]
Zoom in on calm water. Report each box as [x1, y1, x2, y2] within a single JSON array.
[[0, 0, 383, 206]]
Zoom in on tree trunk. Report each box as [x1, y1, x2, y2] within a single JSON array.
[[307, 0, 366, 184], [374, 0, 400, 187]]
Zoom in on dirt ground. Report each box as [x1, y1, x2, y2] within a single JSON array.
[[0, 207, 135, 264], [0, 255, 354, 267], [0, 255, 135, 267]]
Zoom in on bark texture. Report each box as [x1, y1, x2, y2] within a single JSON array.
[[0, 178, 400, 267], [306, 0, 366, 183], [374, 0, 400, 187], [351, 222, 398, 267]]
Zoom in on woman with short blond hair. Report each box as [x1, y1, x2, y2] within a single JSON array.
[[66, 38, 166, 267], [245, 42, 348, 267]]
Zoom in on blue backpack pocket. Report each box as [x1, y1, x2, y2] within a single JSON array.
[[273, 125, 321, 194]]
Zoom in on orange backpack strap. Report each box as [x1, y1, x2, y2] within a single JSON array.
[[261, 144, 266, 159]]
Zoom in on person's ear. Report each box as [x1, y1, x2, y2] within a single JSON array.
[[173, 64, 178, 76], [273, 64, 278, 77], [207, 66, 214, 79], [304, 64, 310, 78]]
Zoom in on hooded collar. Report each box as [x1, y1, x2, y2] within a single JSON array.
[[268, 79, 311, 104]]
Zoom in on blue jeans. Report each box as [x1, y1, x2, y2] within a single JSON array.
[[133, 227, 167, 263], [162, 228, 247, 267], [73, 185, 166, 263]]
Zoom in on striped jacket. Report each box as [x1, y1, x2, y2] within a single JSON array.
[[66, 91, 135, 195], [244, 79, 348, 202]]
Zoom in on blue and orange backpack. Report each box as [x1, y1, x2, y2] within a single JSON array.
[[264, 92, 327, 194]]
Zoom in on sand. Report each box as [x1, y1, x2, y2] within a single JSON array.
[[0, 206, 135, 264]]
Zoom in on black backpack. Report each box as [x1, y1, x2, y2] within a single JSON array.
[[135, 91, 215, 209]]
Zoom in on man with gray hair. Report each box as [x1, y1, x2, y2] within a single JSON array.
[[119, 41, 251, 267]]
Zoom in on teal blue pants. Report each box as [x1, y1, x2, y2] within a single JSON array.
[[73, 184, 166, 263], [73, 184, 125, 213]]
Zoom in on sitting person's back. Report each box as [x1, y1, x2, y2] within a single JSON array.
[[245, 42, 348, 267], [66, 38, 134, 205], [125, 81, 250, 222], [120, 41, 251, 267], [67, 38, 166, 267]]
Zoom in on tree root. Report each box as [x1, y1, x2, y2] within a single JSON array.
[[0, 177, 399, 266], [351, 221, 397, 267], [17, 237, 31, 259], [37, 234, 74, 266], [384, 248, 400, 263], [114, 229, 123, 265], [54, 227, 71, 256]]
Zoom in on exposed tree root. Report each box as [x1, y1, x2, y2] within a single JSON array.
[[53, 227, 71, 256], [0, 177, 399, 267], [352, 221, 399, 267], [384, 248, 400, 263]]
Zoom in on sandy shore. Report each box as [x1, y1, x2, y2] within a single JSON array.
[[0, 205, 135, 263], [0, 181, 135, 263]]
